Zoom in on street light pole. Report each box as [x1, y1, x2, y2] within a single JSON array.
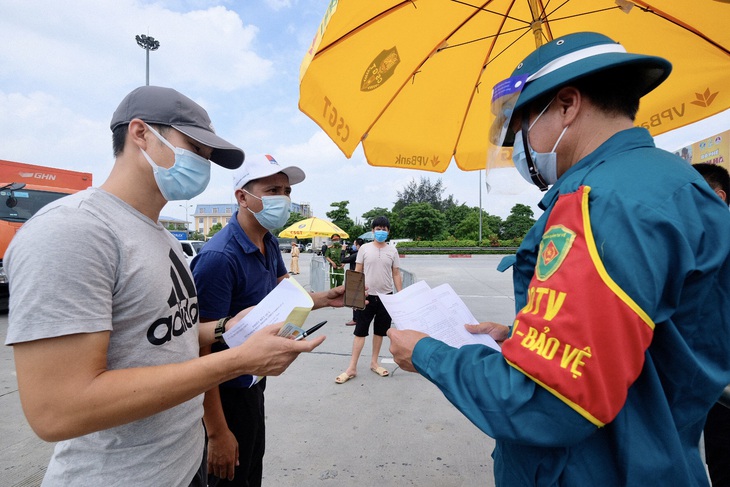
[[179, 203, 193, 234], [135, 34, 160, 86], [479, 170, 483, 244]]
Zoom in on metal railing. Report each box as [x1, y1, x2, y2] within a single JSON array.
[[309, 255, 416, 293], [309, 255, 328, 293], [396, 246, 518, 254]]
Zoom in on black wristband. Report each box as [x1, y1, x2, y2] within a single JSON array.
[[215, 316, 231, 344]]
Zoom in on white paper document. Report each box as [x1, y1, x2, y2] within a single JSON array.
[[379, 281, 501, 351], [223, 277, 313, 348]]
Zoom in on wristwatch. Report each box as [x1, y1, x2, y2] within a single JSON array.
[[215, 316, 231, 344]]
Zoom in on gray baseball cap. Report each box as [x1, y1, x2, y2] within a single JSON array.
[[110, 86, 244, 169]]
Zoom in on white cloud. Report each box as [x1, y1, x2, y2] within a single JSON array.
[[0, 91, 111, 176], [264, 0, 293, 11], [0, 1, 273, 97]]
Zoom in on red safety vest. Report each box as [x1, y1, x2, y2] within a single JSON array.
[[502, 186, 655, 426]]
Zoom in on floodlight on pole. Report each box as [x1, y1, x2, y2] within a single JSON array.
[[179, 203, 193, 231], [135, 34, 160, 86]]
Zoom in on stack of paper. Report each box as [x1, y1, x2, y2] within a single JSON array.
[[223, 277, 314, 348], [379, 281, 501, 351]]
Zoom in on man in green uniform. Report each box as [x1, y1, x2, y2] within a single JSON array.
[[325, 233, 344, 288]]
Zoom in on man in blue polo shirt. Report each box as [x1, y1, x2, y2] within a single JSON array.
[[191, 154, 344, 487]]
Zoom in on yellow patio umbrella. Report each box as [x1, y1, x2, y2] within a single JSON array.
[[278, 217, 349, 239], [299, 0, 730, 173]]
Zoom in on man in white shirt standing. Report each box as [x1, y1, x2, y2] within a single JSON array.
[[336, 216, 402, 384]]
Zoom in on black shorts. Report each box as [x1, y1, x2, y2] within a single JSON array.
[[354, 294, 392, 337]]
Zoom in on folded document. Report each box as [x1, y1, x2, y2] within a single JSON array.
[[379, 281, 500, 351], [223, 277, 313, 348]]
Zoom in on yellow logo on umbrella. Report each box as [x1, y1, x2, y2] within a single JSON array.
[[691, 88, 719, 108], [361, 47, 400, 92]]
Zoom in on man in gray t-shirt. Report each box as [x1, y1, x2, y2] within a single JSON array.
[[335, 216, 402, 385], [4, 86, 328, 486]]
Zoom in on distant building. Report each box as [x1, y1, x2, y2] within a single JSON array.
[[292, 201, 313, 218], [159, 216, 189, 233], [159, 216, 189, 240], [193, 204, 235, 236]]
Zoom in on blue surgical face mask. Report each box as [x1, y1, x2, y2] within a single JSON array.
[[374, 230, 388, 242], [243, 190, 291, 230], [511, 100, 568, 187], [140, 124, 211, 201]]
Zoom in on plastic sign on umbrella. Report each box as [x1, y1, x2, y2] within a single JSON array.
[[278, 216, 349, 239], [299, 0, 730, 173]]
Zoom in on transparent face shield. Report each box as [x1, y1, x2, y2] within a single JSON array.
[[484, 74, 528, 193]]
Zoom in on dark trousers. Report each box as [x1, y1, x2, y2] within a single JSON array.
[[208, 379, 266, 487], [188, 426, 208, 487], [705, 402, 730, 487]]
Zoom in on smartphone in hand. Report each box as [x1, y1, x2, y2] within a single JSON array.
[[344, 269, 366, 310]]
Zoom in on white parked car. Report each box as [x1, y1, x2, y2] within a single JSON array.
[[180, 240, 205, 264]]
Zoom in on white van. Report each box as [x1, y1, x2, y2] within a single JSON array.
[[388, 238, 412, 247], [179, 240, 205, 264]]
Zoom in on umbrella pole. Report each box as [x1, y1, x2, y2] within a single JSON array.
[[528, 0, 545, 47]]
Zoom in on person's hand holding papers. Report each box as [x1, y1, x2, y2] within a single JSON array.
[[223, 278, 314, 347], [379, 281, 500, 350], [389, 316, 509, 373], [388, 328, 428, 372], [384, 280, 503, 374], [465, 322, 511, 345], [223, 323, 325, 379]]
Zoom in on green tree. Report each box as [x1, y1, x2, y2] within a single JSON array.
[[189, 230, 205, 241], [444, 204, 473, 238], [459, 211, 503, 242], [361, 207, 392, 229], [444, 205, 503, 241], [207, 222, 223, 238], [441, 193, 459, 212], [451, 211, 480, 240], [348, 221, 368, 241], [393, 177, 456, 213], [483, 213, 504, 239], [326, 201, 355, 236], [501, 204, 535, 240], [399, 203, 446, 240]]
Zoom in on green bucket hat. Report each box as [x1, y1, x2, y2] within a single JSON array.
[[494, 32, 672, 147]]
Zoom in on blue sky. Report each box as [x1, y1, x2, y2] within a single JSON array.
[[2, 0, 728, 223]]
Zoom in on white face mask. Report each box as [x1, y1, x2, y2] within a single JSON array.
[[511, 99, 568, 189], [243, 189, 291, 230], [140, 124, 211, 201]]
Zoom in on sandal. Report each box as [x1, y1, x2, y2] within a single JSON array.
[[370, 366, 389, 377], [335, 372, 355, 384]]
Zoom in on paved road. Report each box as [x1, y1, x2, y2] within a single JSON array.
[[1, 253, 516, 486]]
